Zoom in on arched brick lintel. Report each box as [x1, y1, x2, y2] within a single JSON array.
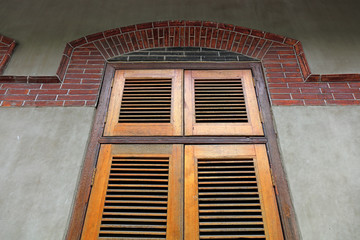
[[59, 20, 312, 82], [0, 35, 16, 75]]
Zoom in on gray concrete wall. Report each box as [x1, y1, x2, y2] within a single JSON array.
[[272, 106, 360, 240], [0, 107, 94, 240], [1, 0, 360, 75]]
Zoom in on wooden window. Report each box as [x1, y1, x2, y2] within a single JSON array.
[[184, 70, 263, 136], [82, 144, 183, 239], [82, 144, 282, 239], [185, 145, 282, 239], [80, 68, 284, 239], [104, 69, 183, 136]]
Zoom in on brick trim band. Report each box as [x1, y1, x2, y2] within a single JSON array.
[[0, 35, 16, 75], [0, 21, 359, 107]]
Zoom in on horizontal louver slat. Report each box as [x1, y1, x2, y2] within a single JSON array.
[[119, 79, 172, 123], [194, 79, 248, 123], [198, 158, 266, 240], [99, 156, 169, 239]]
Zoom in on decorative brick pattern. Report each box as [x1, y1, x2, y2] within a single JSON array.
[[0, 35, 16, 75], [0, 21, 359, 107]]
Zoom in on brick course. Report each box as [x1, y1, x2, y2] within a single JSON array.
[[0, 21, 359, 107]]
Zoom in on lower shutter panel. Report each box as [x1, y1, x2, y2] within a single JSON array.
[[197, 158, 265, 240], [99, 156, 170, 239], [185, 145, 283, 240]]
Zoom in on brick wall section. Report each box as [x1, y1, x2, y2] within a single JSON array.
[[0, 43, 105, 107], [0, 21, 359, 107], [0, 35, 16, 75]]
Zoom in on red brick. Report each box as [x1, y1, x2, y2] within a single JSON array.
[[263, 63, 282, 68], [1, 101, 23, 107], [250, 29, 265, 38], [270, 88, 300, 94], [284, 37, 298, 46], [86, 32, 105, 42], [321, 88, 358, 94], [328, 83, 349, 88], [333, 94, 355, 99], [81, 79, 101, 84], [121, 25, 136, 33], [69, 37, 87, 48], [7, 89, 29, 94], [0, 94, 36, 101], [63, 79, 82, 84], [268, 83, 288, 88], [266, 73, 285, 78], [300, 88, 321, 94], [264, 32, 285, 43], [41, 84, 62, 89], [291, 93, 333, 100], [354, 93, 360, 99], [282, 63, 299, 68], [349, 82, 360, 88], [30, 89, 68, 95], [57, 94, 98, 101], [69, 89, 99, 94], [104, 28, 121, 37], [267, 50, 294, 55], [272, 99, 304, 106], [61, 84, 100, 90], [2, 83, 41, 89], [36, 95, 57, 100], [270, 94, 291, 99]]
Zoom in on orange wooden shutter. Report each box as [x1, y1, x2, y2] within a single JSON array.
[[185, 144, 283, 240], [82, 144, 183, 239], [104, 69, 183, 136], [184, 70, 263, 136]]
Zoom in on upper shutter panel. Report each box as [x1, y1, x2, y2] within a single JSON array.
[[184, 70, 263, 136], [185, 145, 283, 240], [81, 144, 183, 240], [104, 70, 183, 136]]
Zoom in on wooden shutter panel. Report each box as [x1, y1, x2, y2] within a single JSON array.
[[104, 69, 183, 136], [184, 70, 263, 136], [82, 144, 183, 239], [185, 145, 283, 240]]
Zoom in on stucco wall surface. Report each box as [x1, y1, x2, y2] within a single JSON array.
[[0, 0, 360, 75], [272, 106, 360, 240], [0, 107, 94, 240]]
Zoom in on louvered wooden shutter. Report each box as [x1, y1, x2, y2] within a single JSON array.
[[185, 145, 283, 240], [82, 144, 183, 239], [104, 70, 183, 136], [184, 70, 263, 136]]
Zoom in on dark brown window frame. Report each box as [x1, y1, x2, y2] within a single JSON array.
[[65, 62, 300, 240]]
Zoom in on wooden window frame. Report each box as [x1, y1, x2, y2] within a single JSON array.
[[65, 62, 300, 240]]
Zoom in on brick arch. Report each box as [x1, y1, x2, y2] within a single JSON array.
[[59, 20, 310, 82], [0, 34, 16, 75]]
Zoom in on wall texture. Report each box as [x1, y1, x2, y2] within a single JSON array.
[[1, 0, 360, 75], [0, 107, 94, 240], [273, 106, 360, 240]]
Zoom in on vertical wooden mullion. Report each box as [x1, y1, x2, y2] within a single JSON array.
[[81, 144, 112, 240], [184, 145, 200, 239], [166, 144, 183, 239]]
